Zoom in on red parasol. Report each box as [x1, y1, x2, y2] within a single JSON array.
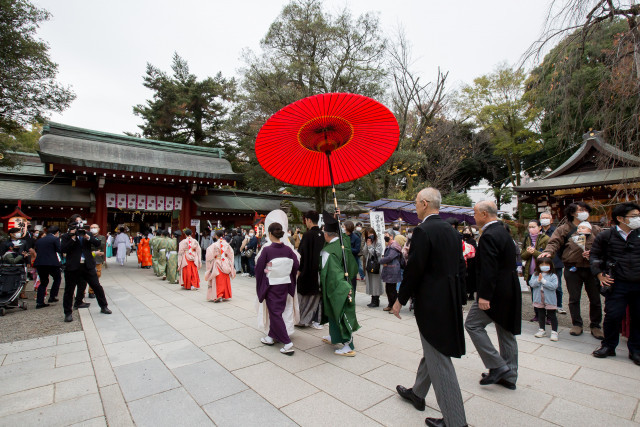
[[255, 93, 399, 278]]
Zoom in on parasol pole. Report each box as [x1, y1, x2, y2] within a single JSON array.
[[325, 150, 350, 280]]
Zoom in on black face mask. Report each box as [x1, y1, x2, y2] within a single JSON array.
[[384, 236, 390, 242], [463, 233, 472, 238]]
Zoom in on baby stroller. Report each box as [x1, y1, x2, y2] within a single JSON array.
[[0, 253, 28, 316]]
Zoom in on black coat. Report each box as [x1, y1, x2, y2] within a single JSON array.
[[398, 215, 466, 358], [475, 222, 522, 335], [297, 226, 325, 295], [33, 234, 61, 267], [61, 233, 100, 271], [590, 227, 640, 284]]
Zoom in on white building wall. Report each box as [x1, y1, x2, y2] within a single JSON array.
[[466, 179, 519, 216]]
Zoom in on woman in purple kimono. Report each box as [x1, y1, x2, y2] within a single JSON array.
[[255, 221, 299, 355]]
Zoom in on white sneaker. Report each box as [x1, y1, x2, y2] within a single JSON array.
[[557, 308, 567, 314], [550, 331, 559, 342], [534, 329, 546, 338], [310, 321, 323, 330], [335, 343, 356, 357]]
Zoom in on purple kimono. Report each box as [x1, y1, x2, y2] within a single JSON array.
[[255, 243, 299, 344]]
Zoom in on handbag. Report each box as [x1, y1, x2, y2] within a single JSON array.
[[366, 252, 380, 274], [242, 248, 254, 258]]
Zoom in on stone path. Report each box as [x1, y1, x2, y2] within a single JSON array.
[[1, 261, 639, 426]]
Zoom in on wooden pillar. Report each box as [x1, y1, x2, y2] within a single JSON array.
[[95, 189, 108, 233]]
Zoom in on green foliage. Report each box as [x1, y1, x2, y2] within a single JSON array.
[[524, 19, 634, 171], [0, 0, 74, 166], [132, 53, 236, 148], [441, 192, 472, 207], [0, 124, 41, 167], [230, 0, 388, 203]]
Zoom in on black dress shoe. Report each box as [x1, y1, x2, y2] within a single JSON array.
[[396, 385, 425, 411], [629, 353, 640, 366], [74, 302, 91, 309], [64, 314, 73, 322], [425, 417, 446, 427], [100, 307, 112, 314], [88, 293, 96, 299], [36, 303, 50, 309], [48, 298, 59, 303], [592, 345, 616, 358], [481, 372, 516, 390], [479, 365, 511, 385]]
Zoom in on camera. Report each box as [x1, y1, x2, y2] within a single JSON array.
[[600, 260, 616, 297], [68, 222, 89, 236]]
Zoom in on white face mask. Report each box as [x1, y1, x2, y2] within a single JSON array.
[[540, 218, 551, 227], [627, 217, 640, 230], [90, 228, 99, 234], [540, 266, 551, 272], [12, 233, 22, 239], [577, 212, 589, 222], [356, 227, 362, 232], [249, 233, 255, 237]]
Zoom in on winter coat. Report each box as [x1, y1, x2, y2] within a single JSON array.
[[380, 241, 403, 283], [529, 272, 559, 308], [590, 226, 640, 284], [542, 222, 601, 268], [520, 233, 550, 282]]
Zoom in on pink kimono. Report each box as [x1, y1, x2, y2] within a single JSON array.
[[205, 239, 236, 300], [177, 236, 202, 290]]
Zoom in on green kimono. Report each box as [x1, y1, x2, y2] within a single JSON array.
[[156, 236, 172, 277], [320, 235, 360, 349], [166, 238, 179, 284], [151, 236, 159, 275]]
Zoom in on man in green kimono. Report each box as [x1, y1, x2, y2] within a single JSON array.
[[157, 230, 172, 279], [166, 231, 180, 284], [320, 211, 360, 357], [151, 230, 160, 276]]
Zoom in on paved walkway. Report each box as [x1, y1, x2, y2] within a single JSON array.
[[1, 261, 639, 426]]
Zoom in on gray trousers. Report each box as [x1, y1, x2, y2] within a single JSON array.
[[464, 301, 518, 383], [413, 334, 467, 427]]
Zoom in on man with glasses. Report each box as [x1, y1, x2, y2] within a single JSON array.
[[590, 203, 640, 365]]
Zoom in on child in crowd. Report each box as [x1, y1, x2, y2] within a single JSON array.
[[529, 258, 559, 341]]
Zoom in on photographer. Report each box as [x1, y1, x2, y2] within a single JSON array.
[[60, 216, 111, 322], [590, 203, 640, 365]]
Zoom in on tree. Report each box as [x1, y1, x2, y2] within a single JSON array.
[[0, 0, 75, 166], [525, 1, 640, 155], [231, 0, 388, 210], [132, 53, 236, 147], [456, 65, 541, 221], [441, 191, 472, 207]]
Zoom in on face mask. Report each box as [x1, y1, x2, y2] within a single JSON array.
[[540, 266, 551, 272], [12, 233, 22, 239], [540, 219, 551, 227], [384, 236, 390, 242], [341, 228, 346, 233], [356, 227, 362, 232], [577, 212, 589, 222], [249, 233, 255, 237], [626, 217, 640, 230], [463, 233, 472, 238], [90, 228, 98, 234]]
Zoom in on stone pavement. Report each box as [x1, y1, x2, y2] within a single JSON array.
[[1, 261, 639, 427]]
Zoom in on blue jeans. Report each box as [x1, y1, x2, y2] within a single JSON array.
[[234, 254, 241, 272], [357, 257, 364, 279], [248, 256, 256, 276], [555, 267, 564, 308]]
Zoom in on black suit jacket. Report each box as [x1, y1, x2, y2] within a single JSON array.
[[33, 234, 61, 267], [61, 233, 100, 271], [297, 226, 325, 295], [398, 215, 466, 358], [475, 222, 522, 335]]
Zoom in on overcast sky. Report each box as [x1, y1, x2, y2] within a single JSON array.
[[33, 0, 552, 135]]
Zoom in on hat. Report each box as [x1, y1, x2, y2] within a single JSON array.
[[8, 227, 20, 234], [173, 230, 182, 237], [578, 221, 592, 230], [322, 211, 339, 233]]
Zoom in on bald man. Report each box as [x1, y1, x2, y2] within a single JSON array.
[[464, 201, 522, 390]]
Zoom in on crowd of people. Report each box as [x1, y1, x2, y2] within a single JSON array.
[[1, 191, 639, 427]]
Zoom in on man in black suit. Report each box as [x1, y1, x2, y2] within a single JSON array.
[[392, 188, 468, 427], [33, 225, 62, 308], [61, 216, 111, 322], [464, 201, 521, 389]]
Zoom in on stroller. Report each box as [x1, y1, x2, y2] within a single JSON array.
[[0, 253, 28, 316]]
